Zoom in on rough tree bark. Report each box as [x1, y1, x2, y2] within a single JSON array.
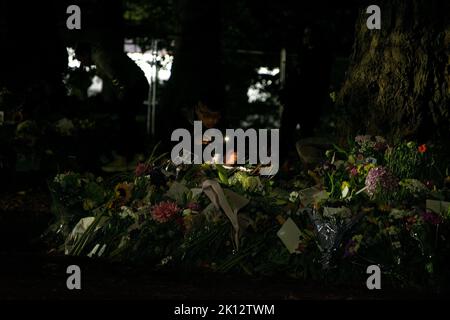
[[337, 0, 449, 142]]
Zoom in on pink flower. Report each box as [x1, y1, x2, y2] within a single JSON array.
[[135, 162, 151, 177], [424, 180, 435, 190], [365, 166, 398, 197], [150, 201, 180, 223], [349, 166, 358, 177], [186, 202, 201, 212]]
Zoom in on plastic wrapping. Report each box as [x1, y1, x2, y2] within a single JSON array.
[[308, 208, 363, 269]]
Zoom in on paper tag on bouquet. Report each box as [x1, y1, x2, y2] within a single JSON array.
[[277, 218, 302, 254], [299, 186, 328, 207], [426, 200, 450, 215]]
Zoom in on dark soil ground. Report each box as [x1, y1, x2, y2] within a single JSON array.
[[0, 175, 446, 300]]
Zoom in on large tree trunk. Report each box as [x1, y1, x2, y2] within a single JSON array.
[[337, 0, 449, 142]]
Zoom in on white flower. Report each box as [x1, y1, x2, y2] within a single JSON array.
[[53, 172, 73, 184], [161, 256, 173, 265], [55, 118, 75, 136], [289, 191, 299, 203], [119, 206, 138, 220], [365, 157, 378, 165], [54, 174, 65, 184]]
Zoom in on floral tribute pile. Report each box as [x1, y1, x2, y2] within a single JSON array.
[[47, 137, 450, 288]]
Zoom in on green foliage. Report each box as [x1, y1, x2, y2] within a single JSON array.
[[123, 0, 177, 37], [47, 136, 450, 289], [50, 172, 109, 231], [385, 141, 429, 180]]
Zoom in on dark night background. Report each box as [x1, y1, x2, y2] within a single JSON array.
[[0, 0, 449, 300]]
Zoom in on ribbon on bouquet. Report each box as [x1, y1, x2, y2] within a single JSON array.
[[202, 179, 249, 251]]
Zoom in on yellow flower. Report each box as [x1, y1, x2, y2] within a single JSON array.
[[352, 234, 363, 251], [114, 182, 133, 204], [357, 164, 364, 174], [183, 214, 194, 233], [364, 163, 375, 172], [347, 155, 356, 164], [406, 141, 415, 149], [341, 181, 351, 199], [82, 199, 96, 211]]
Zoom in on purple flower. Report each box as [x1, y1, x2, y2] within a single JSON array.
[[421, 210, 443, 225], [365, 166, 398, 197], [344, 239, 357, 258]]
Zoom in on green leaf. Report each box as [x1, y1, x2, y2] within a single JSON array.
[[216, 165, 229, 184]]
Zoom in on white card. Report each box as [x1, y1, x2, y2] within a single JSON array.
[[426, 200, 450, 215], [277, 218, 302, 254]]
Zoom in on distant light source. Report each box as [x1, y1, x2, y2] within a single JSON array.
[[67, 47, 81, 69], [257, 67, 280, 76], [247, 67, 280, 103], [247, 82, 271, 103], [87, 75, 103, 97], [127, 50, 173, 85]]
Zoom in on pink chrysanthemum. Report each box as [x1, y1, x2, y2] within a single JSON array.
[[365, 166, 398, 197], [150, 201, 180, 223]]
